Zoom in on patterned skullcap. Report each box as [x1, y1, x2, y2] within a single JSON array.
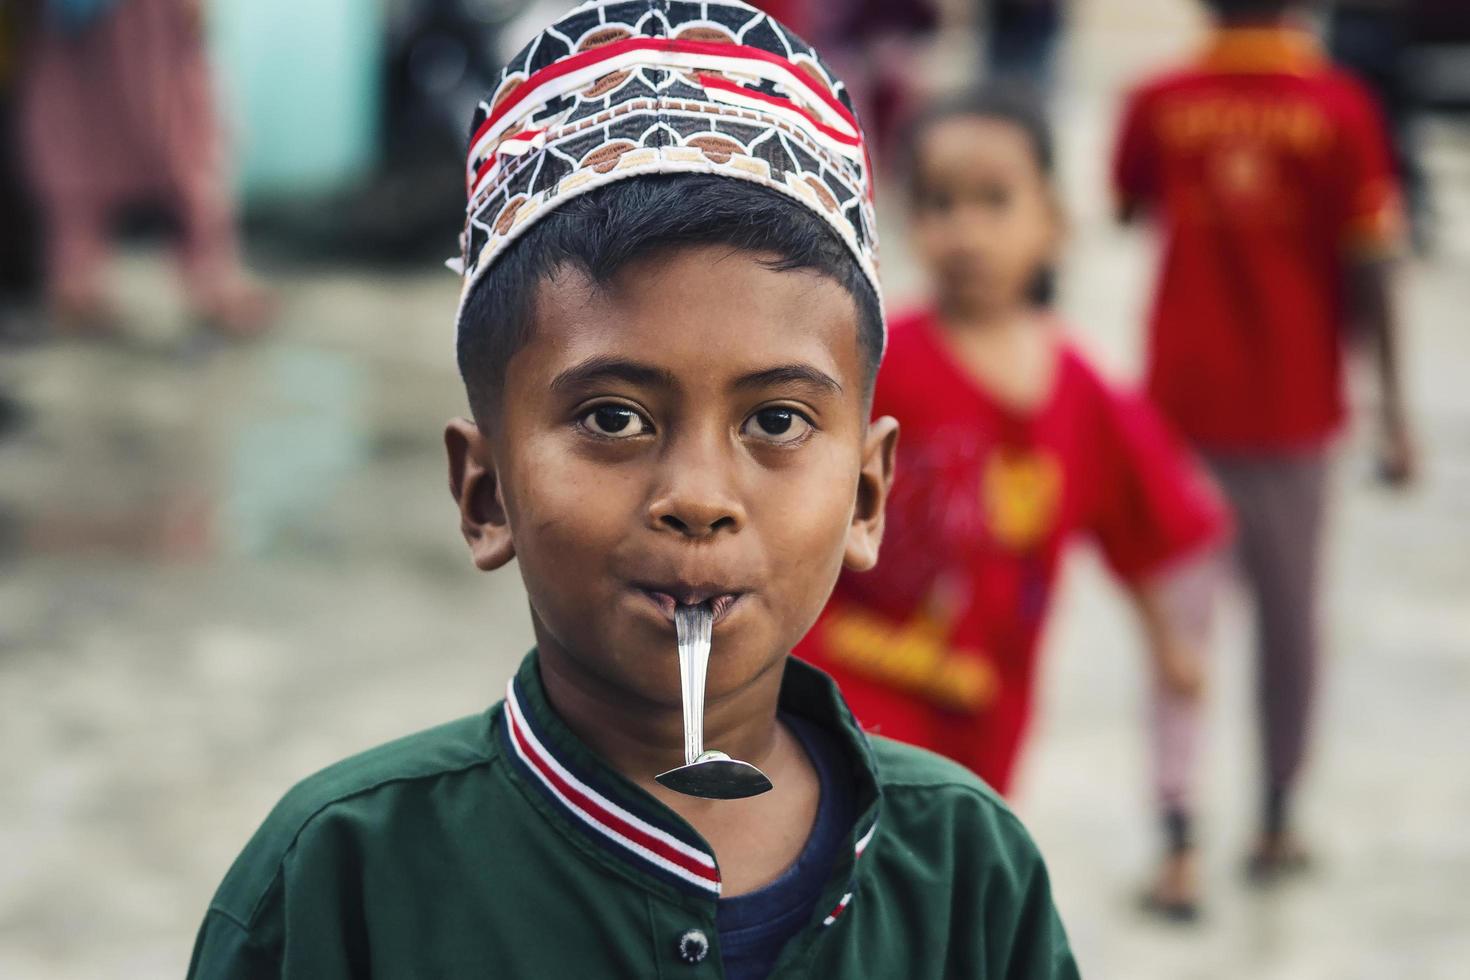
[[452, 0, 880, 337]]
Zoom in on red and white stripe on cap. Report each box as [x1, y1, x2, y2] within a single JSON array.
[[467, 35, 862, 184], [468, 128, 547, 203]]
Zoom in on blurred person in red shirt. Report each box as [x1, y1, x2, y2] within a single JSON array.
[[19, 0, 272, 335], [1112, 0, 1416, 883], [795, 87, 1232, 919]]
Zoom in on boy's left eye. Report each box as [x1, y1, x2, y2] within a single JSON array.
[[741, 407, 812, 444]]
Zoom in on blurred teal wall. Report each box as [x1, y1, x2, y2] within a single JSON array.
[[208, 0, 384, 200]]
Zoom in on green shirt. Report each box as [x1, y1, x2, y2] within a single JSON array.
[[189, 652, 1080, 978]]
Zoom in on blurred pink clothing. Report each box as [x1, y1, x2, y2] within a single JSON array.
[[21, 0, 241, 305], [1148, 551, 1224, 812]]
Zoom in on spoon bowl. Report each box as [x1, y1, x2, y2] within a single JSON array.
[[656, 751, 773, 800]]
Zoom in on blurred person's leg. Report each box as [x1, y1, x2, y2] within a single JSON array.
[[1143, 550, 1224, 919], [156, 0, 273, 334], [171, 118, 274, 335], [21, 0, 273, 335], [19, 7, 123, 329], [40, 189, 115, 328], [1207, 451, 1330, 878]]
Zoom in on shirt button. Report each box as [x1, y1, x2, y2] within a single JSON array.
[[675, 928, 710, 964]]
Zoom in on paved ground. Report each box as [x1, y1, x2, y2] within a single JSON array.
[[2, 6, 1468, 977]]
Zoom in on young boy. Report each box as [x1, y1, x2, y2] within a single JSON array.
[[187, 3, 1079, 977], [1112, 0, 1416, 877]]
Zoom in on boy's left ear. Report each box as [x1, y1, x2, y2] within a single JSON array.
[[445, 417, 516, 572], [844, 415, 899, 572]]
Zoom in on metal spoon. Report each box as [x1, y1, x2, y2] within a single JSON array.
[[655, 602, 773, 800]]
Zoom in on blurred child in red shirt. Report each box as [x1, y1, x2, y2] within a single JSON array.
[[1112, 0, 1416, 883], [794, 88, 1231, 918]]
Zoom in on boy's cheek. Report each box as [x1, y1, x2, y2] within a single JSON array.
[[755, 485, 854, 617], [504, 429, 639, 524], [510, 487, 625, 577]]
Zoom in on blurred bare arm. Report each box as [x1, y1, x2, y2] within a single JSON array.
[[1130, 576, 1206, 702], [1347, 256, 1417, 488]]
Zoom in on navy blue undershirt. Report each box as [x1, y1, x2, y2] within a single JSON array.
[[716, 712, 856, 980]]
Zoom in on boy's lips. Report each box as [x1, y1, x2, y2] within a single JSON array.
[[634, 586, 747, 627]]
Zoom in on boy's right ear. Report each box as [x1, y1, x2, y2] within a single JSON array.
[[843, 414, 900, 573], [444, 418, 516, 571]]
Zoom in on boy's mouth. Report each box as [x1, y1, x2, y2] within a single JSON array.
[[636, 586, 745, 627]]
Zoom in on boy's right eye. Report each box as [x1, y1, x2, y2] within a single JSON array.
[[580, 404, 652, 438]]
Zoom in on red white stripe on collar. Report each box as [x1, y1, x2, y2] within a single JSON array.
[[502, 674, 881, 913], [822, 819, 878, 927], [503, 678, 723, 896]]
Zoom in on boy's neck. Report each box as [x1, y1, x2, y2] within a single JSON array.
[[535, 638, 826, 896]]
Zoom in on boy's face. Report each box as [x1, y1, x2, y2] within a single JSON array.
[[447, 246, 897, 710], [910, 115, 1060, 317]]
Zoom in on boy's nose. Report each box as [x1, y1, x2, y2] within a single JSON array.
[[646, 451, 747, 538]]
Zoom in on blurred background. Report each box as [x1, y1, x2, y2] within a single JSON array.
[[0, 0, 1467, 976]]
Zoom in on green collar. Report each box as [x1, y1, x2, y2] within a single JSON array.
[[498, 650, 882, 920]]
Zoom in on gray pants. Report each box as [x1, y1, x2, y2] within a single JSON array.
[[1205, 451, 1331, 798]]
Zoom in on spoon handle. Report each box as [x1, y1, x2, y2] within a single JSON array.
[[674, 604, 714, 767]]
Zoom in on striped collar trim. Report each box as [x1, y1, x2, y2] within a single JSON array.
[[821, 819, 878, 927], [501, 676, 723, 897], [498, 653, 884, 907]]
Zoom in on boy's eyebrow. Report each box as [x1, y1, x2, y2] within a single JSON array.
[[549, 356, 679, 393], [731, 365, 844, 397], [548, 359, 844, 397]]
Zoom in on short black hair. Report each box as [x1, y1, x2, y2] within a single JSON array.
[[901, 85, 1058, 306], [456, 174, 884, 420], [901, 84, 1055, 197], [1200, 0, 1298, 18]]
